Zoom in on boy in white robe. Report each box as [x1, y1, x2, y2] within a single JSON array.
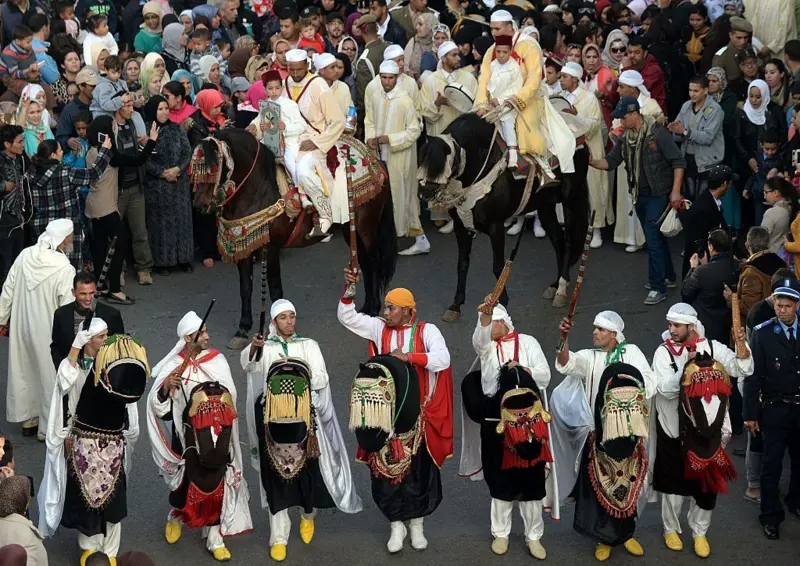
[[248, 70, 309, 191], [364, 60, 424, 249], [487, 34, 524, 168], [240, 299, 362, 562]]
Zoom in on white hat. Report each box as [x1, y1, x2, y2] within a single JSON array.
[[593, 311, 625, 343], [619, 69, 650, 97], [543, 4, 561, 12], [562, 61, 583, 79], [177, 311, 203, 338], [490, 9, 513, 22], [437, 40, 458, 60], [38, 218, 74, 250], [490, 304, 515, 333], [379, 60, 399, 74], [268, 299, 296, 338], [87, 317, 108, 338], [383, 44, 404, 60], [314, 52, 336, 71], [286, 48, 308, 63], [666, 303, 698, 326]]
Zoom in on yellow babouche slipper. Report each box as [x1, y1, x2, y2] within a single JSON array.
[[270, 543, 287, 561], [211, 547, 231, 561], [165, 520, 182, 544], [299, 517, 315, 544], [664, 531, 683, 551], [693, 535, 711, 558], [595, 543, 611, 561], [80, 550, 96, 566], [624, 537, 644, 556]]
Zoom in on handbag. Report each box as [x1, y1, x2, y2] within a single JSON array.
[[659, 199, 691, 237]]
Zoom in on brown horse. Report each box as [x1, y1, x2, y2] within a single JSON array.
[[192, 129, 397, 348]]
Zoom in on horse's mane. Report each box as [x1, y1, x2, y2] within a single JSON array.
[[420, 113, 496, 181]]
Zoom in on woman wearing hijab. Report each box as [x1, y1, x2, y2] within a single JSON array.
[[161, 22, 187, 75], [90, 43, 111, 74], [123, 58, 141, 90], [171, 68, 196, 103], [404, 13, 439, 81], [141, 52, 170, 83], [179, 9, 194, 35], [706, 67, 741, 228], [228, 47, 252, 79], [0, 477, 47, 566], [582, 43, 617, 134], [601, 29, 628, 75], [134, 1, 163, 53], [734, 79, 788, 227], [142, 95, 194, 275], [192, 4, 222, 39], [198, 54, 222, 90], [186, 89, 227, 268], [345, 13, 364, 45], [16, 85, 54, 157]]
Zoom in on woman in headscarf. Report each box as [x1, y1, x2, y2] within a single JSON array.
[[186, 89, 227, 268], [141, 52, 170, 82], [134, 0, 163, 53], [705, 67, 741, 227], [90, 43, 110, 73], [198, 55, 222, 90], [191, 4, 222, 39], [179, 9, 194, 35], [0, 477, 47, 566], [734, 79, 788, 226], [345, 13, 364, 45], [171, 68, 196, 103], [601, 29, 628, 75], [16, 84, 53, 157], [140, 64, 163, 102], [142, 94, 194, 275], [404, 13, 439, 81], [338, 35, 359, 66], [582, 43, 617, 134], [123, 58, 141, 90], [228, 47, 252, 79], [161, 22, 187, 75]]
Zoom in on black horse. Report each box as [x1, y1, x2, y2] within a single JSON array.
[[418, 113, 590, 321], [192, 129, 397, 347]]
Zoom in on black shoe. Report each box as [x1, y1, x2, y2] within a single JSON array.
[[787, 507, 800, 520], [180, 263, 194, 273], [763, 525, 780, 540], [155, 267, 171, 276]]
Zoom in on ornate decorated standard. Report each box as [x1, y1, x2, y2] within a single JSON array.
[[556, 211, 596, 353]]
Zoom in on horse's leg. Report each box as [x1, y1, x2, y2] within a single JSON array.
[[488, 220, 509, 307], [536, 188, 564, 300], [266, 243, 283, 301], [229, 255, 255, 349], [443, 214, 472, 323]]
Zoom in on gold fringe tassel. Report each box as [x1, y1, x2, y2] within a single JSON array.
[[264, 389, 310, 427]]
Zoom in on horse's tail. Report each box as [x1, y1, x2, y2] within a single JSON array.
[[365, 186, 397, 298]]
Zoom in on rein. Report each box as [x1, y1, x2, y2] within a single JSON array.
[[218, 140, 261, 209], [464, 125, 499, 186]]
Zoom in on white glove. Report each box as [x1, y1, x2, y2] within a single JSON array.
[[72, 329, 91, 349]]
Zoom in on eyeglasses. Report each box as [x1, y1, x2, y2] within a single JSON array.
[[611, 47, 626, 54]]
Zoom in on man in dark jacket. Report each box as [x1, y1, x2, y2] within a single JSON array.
[[681, 228, 739, 343], [591, 97, 685, 305], [370, 0, 407, 47], [733, 226, 788, 332], [50, 271, 124, 370]]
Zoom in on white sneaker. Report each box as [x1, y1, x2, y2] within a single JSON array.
[[533, 216, 546, 238], [387, 521, 407, 553], [409, 518, 427, 551], [625, 244, 641, 253], [507, 217, 524, 235], [590, 228, 603, 249], [504, 218, 514, 228], [399, 236, 431, 256], [438, 219, 454, 234], [321, 234, 332, 243]]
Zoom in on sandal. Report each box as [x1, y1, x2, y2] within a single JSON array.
[[105, 293, 136, 305]]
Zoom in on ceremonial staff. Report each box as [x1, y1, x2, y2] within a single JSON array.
[[249, 250, 268, 362], [556, 212, 596, 353], [478, 217, 526, 314], [731, 285, 748, 353], [82, 236, 117, 331], [343, 144, 359, 299]]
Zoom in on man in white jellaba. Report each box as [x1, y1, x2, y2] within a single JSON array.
[[240, 299, 362, 562], [283, 48, 345, 237]]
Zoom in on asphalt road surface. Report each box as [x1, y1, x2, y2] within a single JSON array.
[[2, 226, 799, 565]]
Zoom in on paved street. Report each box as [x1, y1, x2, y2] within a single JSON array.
[[3, 226, 799, 565]]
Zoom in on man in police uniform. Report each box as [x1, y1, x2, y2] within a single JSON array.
[[746, 285, 800, 540], [354, 15, 389, 121], [711, 16, 753, 86]]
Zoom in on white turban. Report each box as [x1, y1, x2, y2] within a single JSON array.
[[562, 61, 583, 79], [383, 44, 404, 60], [593, 310, 625, 343], [379, 60, 399, 74], [491, 304, 514, 334], [37, 218, 73, 250], [666, 302, 698, 325], [268, 298, 296, 338], [437, 40, 458, 60], [490, 9, 513, 22], [521, 25, 539, 40], [286, 48, 308, 63], [87, 317, 108, 338], [314, 52, 335, 71], [177, 310, 203, 338], [618, 69, 651, 97]]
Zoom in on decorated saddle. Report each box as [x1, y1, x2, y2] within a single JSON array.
[[349, 355, 422, 484], [679, 353, 736, 494]]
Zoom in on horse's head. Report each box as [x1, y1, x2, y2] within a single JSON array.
[[417, 134, 464, 201], [190, 136, 229, 213]]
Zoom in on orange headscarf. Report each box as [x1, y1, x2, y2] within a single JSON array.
[[385, 288, 416, 309], [195, 89, 226, 129]]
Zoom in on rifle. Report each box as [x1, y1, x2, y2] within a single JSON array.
[[249, 250, 268, 362], [478, 217, 526, 315], [556, 212, 596, 353], [343, 144, 359, 299], [82, 236, 118, 332]]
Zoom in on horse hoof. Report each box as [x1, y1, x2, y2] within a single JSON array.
[[542, 287, 557, 300], [227, 335, 250, 350], [442, 309, 461, 323], [552, 294, 568, 308]]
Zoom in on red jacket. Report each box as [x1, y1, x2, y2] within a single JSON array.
[[624, 54, 667, 114]]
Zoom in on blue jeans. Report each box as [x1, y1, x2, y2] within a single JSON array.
[[635, 192, 675, 294]]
